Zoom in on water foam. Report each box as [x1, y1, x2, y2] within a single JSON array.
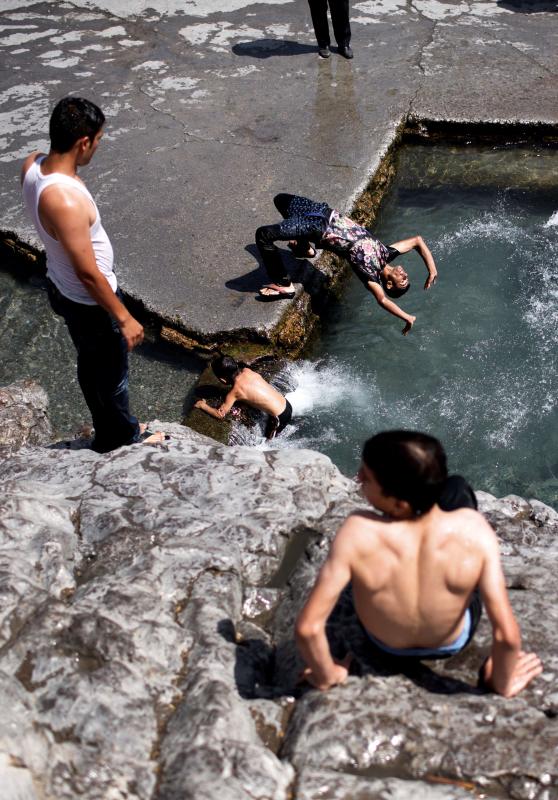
[[436, 202, 524, 255], [284, 359, 372, 416], [544, 210, 558, 228]]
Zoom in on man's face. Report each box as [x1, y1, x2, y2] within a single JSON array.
[[77, 128, 103, 166], [357, 462, 390, 511], [357, 462, 411, 517], [388, 264, 409, 290]]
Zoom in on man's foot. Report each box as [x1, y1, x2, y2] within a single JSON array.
[[258, 284, 296, 301], [318, 45, 330, 58], [139, 423, 169, 444], [339, 44, 353, 59]]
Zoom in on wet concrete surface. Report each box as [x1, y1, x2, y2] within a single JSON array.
[[0, 0, 557, 346]]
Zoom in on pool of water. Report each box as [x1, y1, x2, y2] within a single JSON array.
[[0, 270, 203, 437], [267, 144, 558, 508]]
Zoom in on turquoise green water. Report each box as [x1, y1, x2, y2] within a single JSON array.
[[0, 271, 202, 437], [276, 145, 558, 508]]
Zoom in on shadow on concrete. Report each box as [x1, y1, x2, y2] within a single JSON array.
[[232, 39, 318, 58], [496, 0, 557, 9], [226, 243, 332, 313]]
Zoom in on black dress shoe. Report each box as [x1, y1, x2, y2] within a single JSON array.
[[339, 44, 353, 59], [318, 45, 330, 58]]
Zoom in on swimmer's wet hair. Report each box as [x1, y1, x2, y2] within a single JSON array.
[[383, 281, 411, 299], [362, 430, 447, 514], [49, 97, 105, 153], [211, 354, 248, 383]]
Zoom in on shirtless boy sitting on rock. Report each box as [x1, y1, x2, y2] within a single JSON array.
[[194, 355, 292, 439], [296, 430, 542, 697]]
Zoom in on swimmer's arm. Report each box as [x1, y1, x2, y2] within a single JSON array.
[[194, 389, 238, 419], [389, 235, 437, 290], [368, 281, 416, 336], [478, 521, 542, 697], [296, 525, 354, 690]]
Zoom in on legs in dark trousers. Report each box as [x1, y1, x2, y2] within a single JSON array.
[[438, 475, 478, 511], [308, 0, 351, 48], [256, 194, 330, 286], [47, 280, 140, 453]]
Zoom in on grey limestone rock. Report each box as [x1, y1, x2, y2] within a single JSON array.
[[0, 423, 556, 799], [0, 380, 52, 452]]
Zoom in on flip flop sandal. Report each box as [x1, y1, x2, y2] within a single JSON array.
[[258, 287, 296, 301], [139, 429, 170, 442]]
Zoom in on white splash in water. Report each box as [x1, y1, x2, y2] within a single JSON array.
[[544, 211, 558, 228], [284, 359, 373, 416], [436, 207, 524, 255]]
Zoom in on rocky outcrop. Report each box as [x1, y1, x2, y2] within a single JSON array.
[[0, 388, 556, 799], [0, 379, 51, 452]]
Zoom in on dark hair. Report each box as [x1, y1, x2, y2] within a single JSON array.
[[49, 97, 105, 153], [211, 355, 247, 383], [382, 278, 411, 299], [362, 430, 447, 514]]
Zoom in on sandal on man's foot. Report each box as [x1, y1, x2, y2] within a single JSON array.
[[258, 286, 296, 301], [287, 242, 316, 259], [139, 428, 170, 444]]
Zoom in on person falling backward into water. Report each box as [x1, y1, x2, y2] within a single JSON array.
[[256, 193, 438, 335]]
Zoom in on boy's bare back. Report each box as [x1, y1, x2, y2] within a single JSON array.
[[335, 506, 496, 649], [232, 368, 286, 417]]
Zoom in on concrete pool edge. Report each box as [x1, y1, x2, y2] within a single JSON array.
[[3, 117, 558, 363]]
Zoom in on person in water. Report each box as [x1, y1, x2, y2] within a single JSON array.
[[194, 355, 293, 439], [296, 430, 542, 696], [256, 193, 437, 335]]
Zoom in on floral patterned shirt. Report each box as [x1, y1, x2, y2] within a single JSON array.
[[320, 210, 399, 286]]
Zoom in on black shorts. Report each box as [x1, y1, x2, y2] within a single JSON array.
[[265, 399, 293, 439]]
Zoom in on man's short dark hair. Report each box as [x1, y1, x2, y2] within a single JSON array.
[[362, 430, 447, 514], [211, 354, 246, 383], [382, 279, 411, 299], [49, 97, 105, 153]]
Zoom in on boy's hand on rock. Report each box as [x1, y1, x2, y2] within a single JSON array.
[[194, 399, 206, 409], [299, 653, 352, 691], [483, 651, 543, 697]]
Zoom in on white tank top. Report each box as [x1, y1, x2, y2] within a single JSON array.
[[22, 156, 116, 305]]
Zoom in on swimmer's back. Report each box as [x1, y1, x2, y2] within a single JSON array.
[[340, 505, 492, 648], [233, 368, 286, 417]]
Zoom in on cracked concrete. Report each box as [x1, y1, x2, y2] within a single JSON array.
[[0, 0, 556, 350]]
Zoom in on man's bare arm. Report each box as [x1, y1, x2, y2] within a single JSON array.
[[368, 281, 416, 336], [478, 521, 542, 697], [20, 151, 44, 185], [295, 523, 354, 690], [39, 188, 143, 351], [389, 235, 438, 290], [194, 388, 238, 420]]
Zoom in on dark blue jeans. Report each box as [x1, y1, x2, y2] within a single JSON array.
[[255, 193, 331, 286], [47, 279, 140, 453]]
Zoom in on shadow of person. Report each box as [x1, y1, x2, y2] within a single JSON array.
[[232, 39, 319, 58], [227, 243, 334, 311], [225, 245, 269, 293], [496, 0, 557, 10]]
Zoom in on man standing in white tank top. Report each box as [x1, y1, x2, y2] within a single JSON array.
[[21, 97, 164, 451]]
